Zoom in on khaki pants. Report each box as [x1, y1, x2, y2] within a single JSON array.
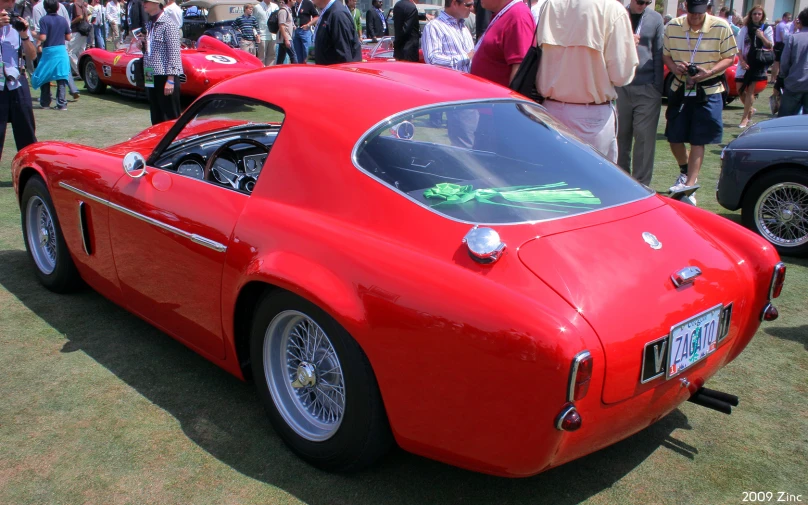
[[543, 100, 618, 163], [240, 39, 256, 55], [108, 22, 120, 42], [616, 83, 662, 186], [257, 38, 276, 66]]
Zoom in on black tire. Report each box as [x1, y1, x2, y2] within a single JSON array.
[[250, 291, 393, 472], [82, 59, 107, 94], [20, 176, 83, 292], [741, 167, 808, 257]]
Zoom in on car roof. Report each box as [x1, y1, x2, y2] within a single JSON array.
[[208, 62, 520, 137]]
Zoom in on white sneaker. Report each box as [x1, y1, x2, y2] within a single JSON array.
[[687, 194, 697, 206], [669, 182, 688, 193], [674, 173, 687, 187]]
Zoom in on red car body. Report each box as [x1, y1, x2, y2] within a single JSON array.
[[663, 55, 768, 103], [12, 63, 784, 477], [78, 35, 263, 97]]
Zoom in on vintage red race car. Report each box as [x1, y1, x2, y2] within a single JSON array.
[[78, 35, 263, 98], [12, 63, 785, 477], [663, 55, 768, 105], [361, 36, 424, 62]]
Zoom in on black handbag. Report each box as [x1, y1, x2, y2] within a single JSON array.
[[750, 24, 774, 66], [509, 45, 543, 103]]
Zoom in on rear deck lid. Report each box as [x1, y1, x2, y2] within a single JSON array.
[[518, 204, 742, 404]]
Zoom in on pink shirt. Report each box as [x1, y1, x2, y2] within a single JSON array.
[[470, 2, 535, 87]]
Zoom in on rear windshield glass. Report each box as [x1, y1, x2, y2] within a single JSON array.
[[354, 100, 652, 224]]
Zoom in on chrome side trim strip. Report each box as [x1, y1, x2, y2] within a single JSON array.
[[59, 182, 227, 253], [567, 350, 591, 402], [78, 201, 91, 255], [736, 148, 808, 153]]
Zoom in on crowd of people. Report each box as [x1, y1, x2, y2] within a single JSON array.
[[0, 0, 806, 198]]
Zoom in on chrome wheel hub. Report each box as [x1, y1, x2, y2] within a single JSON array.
[[755, 183, 808, 248], [292, 361, 318, 389], [25, 196, 57, 275], [264, 310, 345, 441]]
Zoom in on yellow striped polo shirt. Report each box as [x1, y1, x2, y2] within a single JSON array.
[[663, 15, 738, 95]]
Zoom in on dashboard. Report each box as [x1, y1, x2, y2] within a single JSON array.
[[155, 129, 277, 194]]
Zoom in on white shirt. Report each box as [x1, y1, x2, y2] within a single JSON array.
[[106, 0, 121, 25], [254, 1, 273, 41], [164, 3, 183, 32]]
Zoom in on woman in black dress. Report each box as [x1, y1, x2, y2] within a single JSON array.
[[737, 5, 774, 127]]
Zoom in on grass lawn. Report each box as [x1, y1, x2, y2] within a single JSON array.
[[0, 84, 806, 505]]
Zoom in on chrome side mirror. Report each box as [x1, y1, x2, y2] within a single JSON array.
[[390, 121, 415, 140], [123, 152, 147, 179]]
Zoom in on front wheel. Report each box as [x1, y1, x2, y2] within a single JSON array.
[[250, 292, 392, 471], [741, 168, 808, 257], [83, 59, 107, 94], [20, 176, 82, 292]]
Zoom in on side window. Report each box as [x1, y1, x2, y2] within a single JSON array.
[[157, 97, 285, 195]]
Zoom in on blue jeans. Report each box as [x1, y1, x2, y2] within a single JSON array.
[[40, 80, 68, 108], [292, 27, 312, 64], [94, 24, 106, 49], [778, 90, 807, 117]]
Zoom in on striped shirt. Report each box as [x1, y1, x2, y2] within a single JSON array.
[[421, 11, 474, 72], [663, 14, 737, 95], [234, 14, 259, 41]]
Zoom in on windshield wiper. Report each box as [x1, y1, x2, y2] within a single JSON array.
[[225, 123, 277, 133]]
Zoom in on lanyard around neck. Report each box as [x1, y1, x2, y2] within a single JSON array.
[[685, 30, 704, 64], [635, 11, 644, 35], [474, 0, 520, 51]]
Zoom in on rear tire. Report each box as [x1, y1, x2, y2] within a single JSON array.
[[250, 291, 393, 471], [20, 176, 83, 292], [741, 167, 808, 257], [83, 59, 107, 94]]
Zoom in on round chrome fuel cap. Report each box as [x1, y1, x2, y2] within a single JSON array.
[[462, 226, 506, 264]]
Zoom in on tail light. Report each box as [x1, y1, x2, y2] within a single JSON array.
[[769, 262, 786, 299], [568, 351, 593, 402], [555, 403, 582, 431]]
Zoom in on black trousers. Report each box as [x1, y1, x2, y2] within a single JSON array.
[[0, 76, 37, 164], [146, 75, 182, 125]]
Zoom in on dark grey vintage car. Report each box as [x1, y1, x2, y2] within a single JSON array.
[[717, 115, 808, 256]]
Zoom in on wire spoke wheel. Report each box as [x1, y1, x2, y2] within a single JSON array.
[[85, 62, 99, 90], [754, 182, 808, 249], [25, 196, 57, 275], [264, 310, 346, 442]]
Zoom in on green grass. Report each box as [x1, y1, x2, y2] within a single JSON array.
[[0, 85, 806, 505]]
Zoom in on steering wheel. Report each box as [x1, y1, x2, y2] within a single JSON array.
[[203, 138, 270, 193]]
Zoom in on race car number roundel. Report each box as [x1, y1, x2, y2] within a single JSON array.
[[126, 59, 139, 86], [205, 55, 237, 65]]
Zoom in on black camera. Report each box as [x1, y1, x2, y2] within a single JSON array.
[[686, 64, 699, 77], [9, 13, 27, 32]]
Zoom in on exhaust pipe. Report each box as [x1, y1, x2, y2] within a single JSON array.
[[687, 387, 738, 414]]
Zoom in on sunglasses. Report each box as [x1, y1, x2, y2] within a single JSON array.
[[636, 1, 651, 5]]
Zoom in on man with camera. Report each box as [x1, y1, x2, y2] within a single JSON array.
[[663, 0, 736, 204], [0, 0, 38, 164]]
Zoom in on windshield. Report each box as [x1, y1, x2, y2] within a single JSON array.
[[353, 100, 652, 224]]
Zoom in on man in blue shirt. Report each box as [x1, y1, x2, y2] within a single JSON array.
[[0, 0, 38, 164]]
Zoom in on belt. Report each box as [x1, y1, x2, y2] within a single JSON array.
[[545, 97, 610, 106]]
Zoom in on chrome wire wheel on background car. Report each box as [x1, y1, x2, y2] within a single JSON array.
[[25, 195, 57, 275], [264, 310, 346, 441], [743, 168, 808, 257], [250, 292, 392, 471], [83, 59, 106, 94]]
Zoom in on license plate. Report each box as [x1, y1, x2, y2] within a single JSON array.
[[666, 305, 722, 379]]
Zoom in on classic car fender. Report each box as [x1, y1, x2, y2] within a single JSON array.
[[219, 195, 610, 477], [13, 143, 128, 305], [667, 200, 781, 361]]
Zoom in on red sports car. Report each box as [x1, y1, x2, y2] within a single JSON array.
[[361, 36, 424, 62], [663, 55, 768, 105], [12, 63, 785, 477], [78, 35, 263, 98]]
